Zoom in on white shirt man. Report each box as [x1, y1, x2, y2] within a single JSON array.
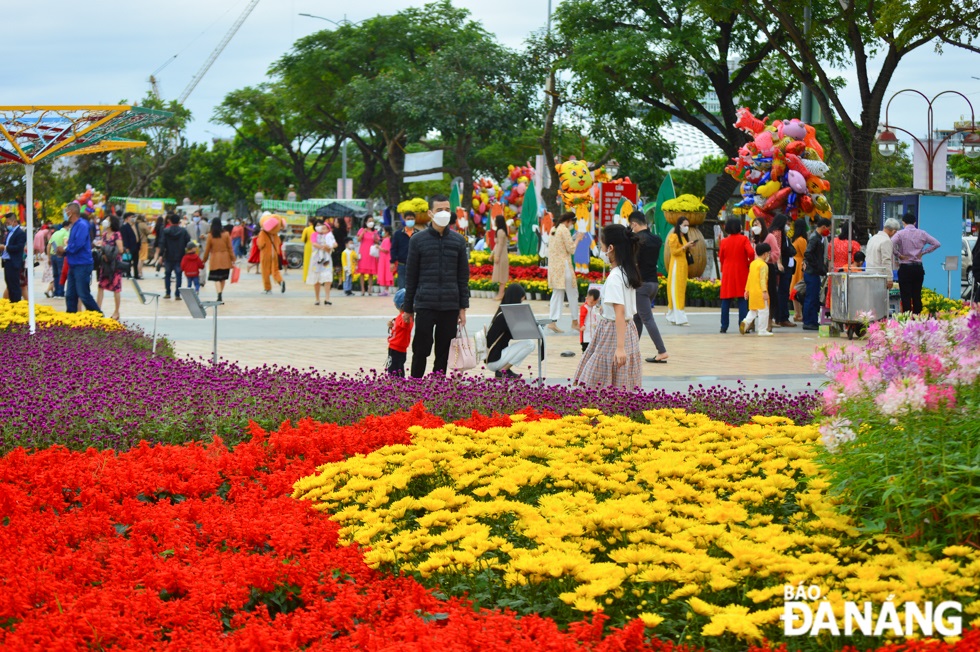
[[865, 218, 901, 288]]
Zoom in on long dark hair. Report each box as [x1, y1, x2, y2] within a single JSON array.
[[210, 217, 223, 239], [673, 216, 690, 243], [495, 215, 507, 236], [751, 217, 769, 244], [792, 218, 808, 240], [602, 223, 641, 289], [770, 213, 788, 235], [493, 284, 526, 318]]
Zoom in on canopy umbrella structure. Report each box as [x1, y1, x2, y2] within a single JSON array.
[[313, 202, 371, 219], [0, 105, 172, 333]]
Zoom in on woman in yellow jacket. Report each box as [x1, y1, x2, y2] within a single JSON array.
[[665, 217, 694, 326]]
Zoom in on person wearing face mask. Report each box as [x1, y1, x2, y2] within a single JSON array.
[[547, 212, 585, 333], [390, 212, 416, 290], [189, 210, 205, 243], [403, 194, 470, 377], [491, 215, 510, 301], [376, 226, 394, 296], [357, 216, 380, 296], [231, 219, 245, 259], [574, 223, 643, 389], [749, 217, 778, 332], [802, 217, 832, 330], [306, 219, 337, 305], [300, 216, 316, 284], [665, 217, 694, 326]]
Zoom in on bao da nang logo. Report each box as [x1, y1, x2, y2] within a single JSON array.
[[782, 585, 962, 637]]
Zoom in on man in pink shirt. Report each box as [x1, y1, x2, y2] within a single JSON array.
[[891, 213, 941, 314]]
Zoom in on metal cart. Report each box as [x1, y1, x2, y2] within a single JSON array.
[[827, 215, 889, 340]]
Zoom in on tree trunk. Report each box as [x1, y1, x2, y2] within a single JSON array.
[[845, 129, 876, 237], [539, 71, 561, 215], [703, 173, 738, 221]]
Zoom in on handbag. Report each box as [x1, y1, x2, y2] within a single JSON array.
[[449, 325, 477, 372], [369, 244, 380, 258], [231, 265, 241, 284]]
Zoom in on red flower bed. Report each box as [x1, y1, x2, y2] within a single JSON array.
[[469, 264, 604, 282], [0, 405, 680, 651]]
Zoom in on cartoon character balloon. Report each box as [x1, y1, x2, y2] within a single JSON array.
[[725, 107, 832, 225], [555, 158, 595, 230]]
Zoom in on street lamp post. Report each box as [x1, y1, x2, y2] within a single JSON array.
[[877, 89, 980, 190], [299, 12, 363, 199]]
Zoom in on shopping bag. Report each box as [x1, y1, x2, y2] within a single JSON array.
[[231, 265, 241, 284], [449, 325, 477, 372]]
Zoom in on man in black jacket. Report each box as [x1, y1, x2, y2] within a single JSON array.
[[403, 195, 469, 377], [802, 217, 831, 330], [390, 212, 416, 290], [0, 212, 26, 302], [160, 213, 190, 300], [628, 211, 669, 363]]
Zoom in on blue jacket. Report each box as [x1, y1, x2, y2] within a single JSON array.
[[390, 228, 412, 265], [65, 218, 94, 266]]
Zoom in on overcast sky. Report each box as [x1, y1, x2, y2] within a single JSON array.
[[6, 0, 980, 148]]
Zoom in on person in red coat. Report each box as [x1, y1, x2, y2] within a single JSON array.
[[719, 217, 756, 333]]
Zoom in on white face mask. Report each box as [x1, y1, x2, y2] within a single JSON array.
[[680, 225, 689, 234], [599, 249, 610, 265], [315, 226, 326, 233], [751, 225, 763, 235], [432, 210, 451, 228], [366, 221, 374, 228]]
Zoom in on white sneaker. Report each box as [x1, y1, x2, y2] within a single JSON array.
[[757, 330, 774, 337]]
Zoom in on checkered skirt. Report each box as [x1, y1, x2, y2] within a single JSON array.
[[573, 318, 642, 389]]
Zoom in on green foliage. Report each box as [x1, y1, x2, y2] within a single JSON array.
[[949, 154, 980, 188], [818, 389, 980, 552], [668, 156, 728, 198]]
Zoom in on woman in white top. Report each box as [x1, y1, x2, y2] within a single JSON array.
[[306, 219, 337, 305], [573, 223, 643, 389]]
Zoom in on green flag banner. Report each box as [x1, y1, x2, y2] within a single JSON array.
[[449, 180, 461, 213], [518, 180, 539, 255], [653, 173, 676, 276]]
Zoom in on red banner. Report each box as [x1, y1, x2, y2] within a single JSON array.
[[598, 182, 638, 227]]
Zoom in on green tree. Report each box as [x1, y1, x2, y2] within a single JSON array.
[[115, 94, 192, 197], [949, 154, 980, 188], [551, 0, 799, 218], [213, 85, 343, 199], [743, 0, 980, 230], [668, 156, 729, 198]]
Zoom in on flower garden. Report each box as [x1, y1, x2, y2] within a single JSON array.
[[2, 296, 979, 650]]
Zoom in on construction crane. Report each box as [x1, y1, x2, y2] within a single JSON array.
[[148, 55, 178, 98], [176, 0, 261, 105]]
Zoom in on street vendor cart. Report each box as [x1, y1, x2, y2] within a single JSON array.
[[828, 215, 890, 340]]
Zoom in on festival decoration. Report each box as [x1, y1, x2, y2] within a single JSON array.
[[470, 177, 503, 231], [500, 164, 534, 220], [71, 184, 106, 219], [397, 197, 429, 225], [661, 195, 709, 278], [725, 108, 833, 224], [555, 158, 595, 229]]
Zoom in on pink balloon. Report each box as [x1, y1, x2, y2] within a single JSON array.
[[787, 170, 807, 194], [87, 200, 94, 208], [479, 202, 487, 213], [517, 182, 527, 195]]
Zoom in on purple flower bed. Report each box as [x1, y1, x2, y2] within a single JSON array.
[[1, 327, 820, 452]]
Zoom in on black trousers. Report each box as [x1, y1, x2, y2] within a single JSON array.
[[898, 263, 925, 314], [411, 308, 459, 378], [3, 263, 23, 302]]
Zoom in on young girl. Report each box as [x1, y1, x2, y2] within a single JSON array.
[[740, 243, 774, 337], [376, 226, 394, 296], [574, 224, 643, 389]]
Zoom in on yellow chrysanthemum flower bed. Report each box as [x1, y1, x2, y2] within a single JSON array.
[[0, 299, 122, 332], [293, 410, 980, 648]]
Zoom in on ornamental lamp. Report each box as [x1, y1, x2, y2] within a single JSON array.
[[605, 159, 620, 178], [963, 131, 980, 159], [877, 129, 898, 157], [254, 191, 264, 205]]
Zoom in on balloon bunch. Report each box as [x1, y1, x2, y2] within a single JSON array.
[[725, 108, 832, 224], [73, 184, 106, 219], [471, 177, 503, 228], [500, 164, 534, 220]]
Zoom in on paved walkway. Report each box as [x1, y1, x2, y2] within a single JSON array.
[[35, 266, 852, 391]]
